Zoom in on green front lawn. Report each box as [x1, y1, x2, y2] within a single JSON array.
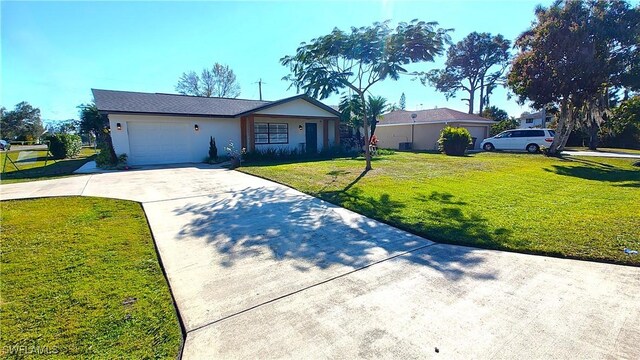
[[0, 197, 182, 358], [241, 152, 640, 265], [0, 147, 97, 184]]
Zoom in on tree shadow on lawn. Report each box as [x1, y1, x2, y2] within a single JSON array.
[[174, 184, 497, 282], [1, 156, 93, 181], [544, 157, 640, 188]]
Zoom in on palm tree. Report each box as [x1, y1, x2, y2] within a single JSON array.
[[339, 94, 364, 148], [367, 95, 388, 140], [339, 94, 389, 146]]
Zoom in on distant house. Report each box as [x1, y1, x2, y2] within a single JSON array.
[[517, 110, 552, 129], [375, 108, 494, 150], [93, 89, 340, 165]]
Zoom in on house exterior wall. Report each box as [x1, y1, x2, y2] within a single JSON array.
[[518, 117, 544, 129], [251, 117, 338, 153], [107, 99, 339, 165], [254, 99, 336, 117], [452, 124, 488, 149], [375, 123, 444, 151], [375, 124, 410, 150], [376, 122, 490, 150], [108, 114, 240, 165]]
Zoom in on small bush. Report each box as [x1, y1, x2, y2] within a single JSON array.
[[209, 137, 218, 162], [95, 141, 117, 168], [115, 153, 129, 169], [45, 134, 82, 159], [95, 150, 112, 168], [243, 146, 354, 163], [438, 126, 472, 156]]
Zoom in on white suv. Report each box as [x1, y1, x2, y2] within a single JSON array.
[[481, 129, 555, 153]]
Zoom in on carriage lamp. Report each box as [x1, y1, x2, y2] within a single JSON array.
[[298, 124, 303, 131], [194, 124, 199, 131], [116, 123, 122, 130]]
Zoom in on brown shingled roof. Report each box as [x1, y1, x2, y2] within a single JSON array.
[[379, 108, 494, 125], [92, 89, 340, 118]]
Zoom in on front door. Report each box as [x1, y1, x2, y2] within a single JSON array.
[[305, 123, 317, 154]]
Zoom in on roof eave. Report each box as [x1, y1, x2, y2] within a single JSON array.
[[235, 94, 340, 117], [100, 110, 237, 118], [378, 119, 494, 126]]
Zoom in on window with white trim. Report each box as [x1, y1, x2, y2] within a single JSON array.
[[255, 122, 288, 144]]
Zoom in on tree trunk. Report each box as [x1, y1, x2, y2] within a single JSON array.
[[468, 88, 475, 114], [102, 129, 118, 164], [360, 92, 372, 171], [548, 98, 574, 155], [587, 119, 599, 150], [479, 78, 485, 115], [370, 119, 377, 139]]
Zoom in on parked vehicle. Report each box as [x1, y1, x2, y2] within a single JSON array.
[[481, 129, 555, 153], [0, 140, 11, 151]]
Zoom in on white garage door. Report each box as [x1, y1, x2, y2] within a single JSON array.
[[127, 122, 192, 165], [465, 126, 488, 149]]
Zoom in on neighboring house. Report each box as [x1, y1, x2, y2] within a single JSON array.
[[375, 108, 494, 150], [93, 89, 340, 165], [517, 110, 552, 129]]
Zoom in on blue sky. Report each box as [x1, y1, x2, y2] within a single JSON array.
[[2, 0, 558, 121]]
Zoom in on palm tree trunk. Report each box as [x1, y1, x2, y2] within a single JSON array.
[[370, 119, 377, 139]]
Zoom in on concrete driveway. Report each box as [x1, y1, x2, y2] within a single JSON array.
[[2, 165, 639, 359]]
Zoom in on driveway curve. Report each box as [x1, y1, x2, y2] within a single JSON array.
[[2, 165, 639, 359]]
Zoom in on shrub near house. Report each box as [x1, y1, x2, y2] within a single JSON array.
[[438, 126, 472, 156], [45, 133, 82, 159]]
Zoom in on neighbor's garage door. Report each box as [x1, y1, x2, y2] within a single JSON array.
[[465, 126, 488, 149], [127, 122, 192, 165]]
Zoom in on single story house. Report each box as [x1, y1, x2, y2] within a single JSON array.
[[93, 89, 341, 165], [517, 110, 552, 129], [375, 108, 494, 150]]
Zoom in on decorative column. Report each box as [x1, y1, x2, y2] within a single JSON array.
[[240, 116, 247, 150], [248, 115, 255, 152], [322, 119, 329, 149]]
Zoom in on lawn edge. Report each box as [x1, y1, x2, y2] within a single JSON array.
[[0, 196, 188, 359], [139, 201, 187, 360], [237, 169, 640, 268]]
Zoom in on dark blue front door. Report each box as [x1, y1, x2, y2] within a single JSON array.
[[305, 123, 317, 154]]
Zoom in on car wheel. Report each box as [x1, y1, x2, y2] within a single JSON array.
[[526, 144, 540, 153], [483, 143, 495, 151]]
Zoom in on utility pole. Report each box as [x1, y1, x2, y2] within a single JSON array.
[[255, 79, 266, 100]]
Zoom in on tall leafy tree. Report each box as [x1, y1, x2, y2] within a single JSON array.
[[508, 0, 640, 154], [55, 119, 80, 134], [78, 103, 117, 163], [424, 32, 510, 114], [601, 96, 640, 149], [481, 106, 509, 122], [399, 92, 406, 110], [78, 103, 108, 140], [281, 20, 450, 170], [490, 118, 520, 136], [176, 63, 241, 98], [0, 101, 43, 141]]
